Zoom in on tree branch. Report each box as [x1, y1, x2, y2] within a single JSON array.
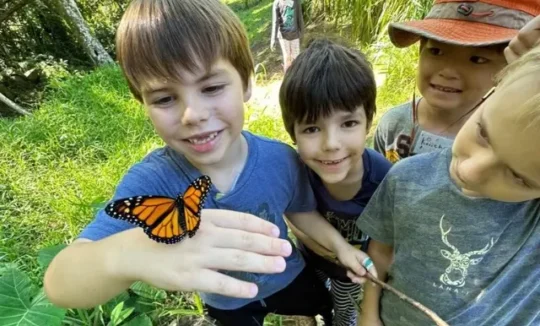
[[0, 91, 31, 116], [365, 272, 449, 326]]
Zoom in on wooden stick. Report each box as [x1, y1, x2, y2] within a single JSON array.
[[0, 91, 31, 116], [364, 272, 449, 326]]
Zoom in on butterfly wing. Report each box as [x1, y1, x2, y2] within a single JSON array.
[[105, 195, 187, 244], [180, 175, 212, 238], [105, 175, 212, 244]]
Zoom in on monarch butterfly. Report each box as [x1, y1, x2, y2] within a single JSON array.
[[105, 175, 212, 244]]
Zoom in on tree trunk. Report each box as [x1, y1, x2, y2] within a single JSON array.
[[53, 0, 113, 66], [0, 92, 31, 116]]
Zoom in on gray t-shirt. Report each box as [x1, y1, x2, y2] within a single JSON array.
[[357, 149, 540, 326], [374, 101, 453, 164]]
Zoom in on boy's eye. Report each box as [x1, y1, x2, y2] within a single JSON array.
[[153, 96, 175, 106], [475, 122, 489, 146], [510, 170, 529, 188], [302, 126, 319, 134], [470, 56, 489, 64], [342, 120, 359, 128], [428, 47, 443, 56], [203, 85, 225, 94]]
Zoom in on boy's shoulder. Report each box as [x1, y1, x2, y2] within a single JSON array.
[[109, 145, 199, 201], [385, 149, 449, 184], [245, 131, 298, 160], [364, 148, 392, 182], [127, 146, 183, 178], [377, 101, 414, 130]]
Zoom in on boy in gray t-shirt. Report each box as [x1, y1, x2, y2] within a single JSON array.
[[357, 47, 540, 325]]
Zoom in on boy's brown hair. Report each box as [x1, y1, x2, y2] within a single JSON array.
[[116, 0, 254, 102], [280, 39, 377, 141]]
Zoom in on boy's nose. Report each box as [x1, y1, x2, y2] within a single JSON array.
[[438, 67, 460, 80], [459, 152, 497, 185], [322, 133, 340, 152], [181, 100, 210, 125]]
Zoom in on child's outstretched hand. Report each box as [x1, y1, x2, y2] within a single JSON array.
[[124, 209, 292, 298], [334, 243, 378, 283], [505, 15, 540, 63]]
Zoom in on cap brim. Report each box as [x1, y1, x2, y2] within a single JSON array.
[[389, 19, 518, 48]]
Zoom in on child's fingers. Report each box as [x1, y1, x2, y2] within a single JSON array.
[[505, 40, 529, 62], [193, 269, 259, 298], [210, 228, 292, 257], [504, 47, 520, 64], [362, 256, 378, 279], [202, 209, 281, 237], [205, 248, 287, 274], [505, 16, 540, 63], [346, 270, 366, 284]]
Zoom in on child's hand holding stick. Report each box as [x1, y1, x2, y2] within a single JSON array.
[[362, 271, 449, 326], [338, 256, 449, 326]]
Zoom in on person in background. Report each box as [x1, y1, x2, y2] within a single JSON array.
[[271, 0, 304, 72]]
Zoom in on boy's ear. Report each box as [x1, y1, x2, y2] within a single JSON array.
[[243, 78, 253, 102]]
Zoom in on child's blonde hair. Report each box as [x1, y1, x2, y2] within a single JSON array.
[[496, 46, 540, 130], [116, 0, 254, 102]]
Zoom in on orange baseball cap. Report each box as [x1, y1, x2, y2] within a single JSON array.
[[389, 0, 540, 47]]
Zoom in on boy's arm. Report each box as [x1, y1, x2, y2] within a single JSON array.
[[285, 215, 336, 259], [373, 125, 386, 154], [286, 211, 348, 256], [360, 239, 394, 324], [44, 228, 145, 308], [286, 211, 377, 278], [296, 0, 304, 35], [270, 1, 278, 49], [44, 210, 292, 308]]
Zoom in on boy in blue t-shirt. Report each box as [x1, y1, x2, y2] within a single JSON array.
[[358, 46, 540, 325], [43, 1, 376, 325], [280, 39, 392, 326]]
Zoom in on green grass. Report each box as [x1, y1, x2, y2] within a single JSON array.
[[0, 65, 156, 276]]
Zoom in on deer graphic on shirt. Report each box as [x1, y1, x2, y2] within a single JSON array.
[[439, 215, 496, 287]]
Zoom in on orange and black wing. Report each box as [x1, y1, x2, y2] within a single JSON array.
[[179, 175, 212, 238], [105, 195, 187, 244]]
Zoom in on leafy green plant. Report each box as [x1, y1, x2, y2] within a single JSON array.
[[0, 268, 66, 326], [0, 242, 205, 326], [308, 0, 432, 46]]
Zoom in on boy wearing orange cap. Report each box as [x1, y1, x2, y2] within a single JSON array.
[[374, 0, 540, 163]]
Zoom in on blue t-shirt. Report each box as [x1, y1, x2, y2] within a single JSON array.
[[357, 149, 540, 326], [300, 149, 391, 280], [79, 131, 316, 310]]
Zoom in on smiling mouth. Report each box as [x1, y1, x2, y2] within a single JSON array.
[[316, 157, 348, 165], [431, 84, 462, 93], [185, 131, 221, 145]]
